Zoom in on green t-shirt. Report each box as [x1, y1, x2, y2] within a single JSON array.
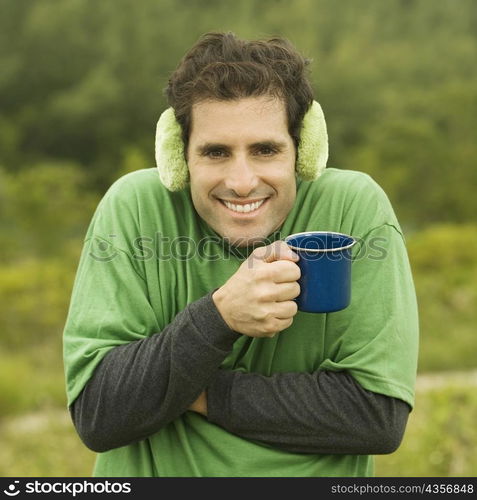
[[63, 167, 419, 477]]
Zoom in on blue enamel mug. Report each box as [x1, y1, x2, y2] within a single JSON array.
[[284, 231, 356, 313]]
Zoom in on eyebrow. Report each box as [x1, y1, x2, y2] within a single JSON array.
[[195, 140, 288, 154], [196, 143, 230, 155], [250, 140, 288, 151]]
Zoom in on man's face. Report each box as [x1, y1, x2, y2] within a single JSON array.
[[187, 96, 297, 247]]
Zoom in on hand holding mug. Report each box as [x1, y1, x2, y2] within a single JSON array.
[[213, 241, 301, 337]]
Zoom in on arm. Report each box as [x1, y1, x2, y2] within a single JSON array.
[[73, 291, 409, 455], [204, 369, 410, 455], [70, 292, 240, 453]]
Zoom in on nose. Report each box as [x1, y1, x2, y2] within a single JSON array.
[[224, 155, 259, 197]]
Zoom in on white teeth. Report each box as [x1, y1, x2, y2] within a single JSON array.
[[222, 199, 265, 213]]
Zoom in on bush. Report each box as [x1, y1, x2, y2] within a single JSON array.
[[0, 162, 99, 262], [406, 224, 477, 372], [0, 253, 79, 349], [0, 344, 66, 419], [0, 354, 32, 417]]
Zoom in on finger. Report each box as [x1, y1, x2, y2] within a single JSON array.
[[261, 313, 296, 337], [273, 300, 299, 319], [252, 241, 299, 264], [270, 316, 295, 332], [269, 260, 301, 283], [273, 282, 301, 302]]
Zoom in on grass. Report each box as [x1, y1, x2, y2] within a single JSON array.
[[375, 372, 477, 477], [0, 344, 66, 418], [0, 408, 95, 477]]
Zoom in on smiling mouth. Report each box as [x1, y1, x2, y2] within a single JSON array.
[[219, 198, 268, 214]]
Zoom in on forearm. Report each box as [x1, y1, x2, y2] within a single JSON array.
[[70, 292, 240, 453], [206, 369, 410, 455]]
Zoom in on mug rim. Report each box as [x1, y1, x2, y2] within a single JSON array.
[[284, 231, 356, 253]]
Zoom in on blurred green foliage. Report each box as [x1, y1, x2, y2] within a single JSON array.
[[377, 382, 477, 477], [0, 257, 76, 349], [0, 0, 476, 477], [0, 345, 66, 417], [0, 164, 99, 262], [407, 225, 477, 372], [0, 408, 96, 476], [1, 0, 476, 226]]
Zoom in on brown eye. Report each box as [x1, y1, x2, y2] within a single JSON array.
[[207, 149, 227, 158], [257, 146, 277, 156]]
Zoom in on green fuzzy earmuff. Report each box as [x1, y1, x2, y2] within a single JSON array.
[[155, 100, 328, 191]]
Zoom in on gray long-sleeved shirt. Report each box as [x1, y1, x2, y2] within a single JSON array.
[[70, 292, 410, 454]]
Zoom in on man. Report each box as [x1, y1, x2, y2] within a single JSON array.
[[63, 32, 419, 477]]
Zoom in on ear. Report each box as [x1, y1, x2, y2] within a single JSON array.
[[155, 100, 328, 191], [296, 100, 329, 181]]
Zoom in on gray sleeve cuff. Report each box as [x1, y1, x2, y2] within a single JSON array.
[[187, 291, 242, 351]]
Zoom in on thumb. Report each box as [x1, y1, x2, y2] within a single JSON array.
[[252, 240, 299, 264]]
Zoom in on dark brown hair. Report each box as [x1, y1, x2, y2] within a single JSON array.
[[164, 32, 314, 149]]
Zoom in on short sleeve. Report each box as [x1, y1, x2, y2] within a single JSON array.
[[319, 223, 419, 408], [62, 189, 160, 407]]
